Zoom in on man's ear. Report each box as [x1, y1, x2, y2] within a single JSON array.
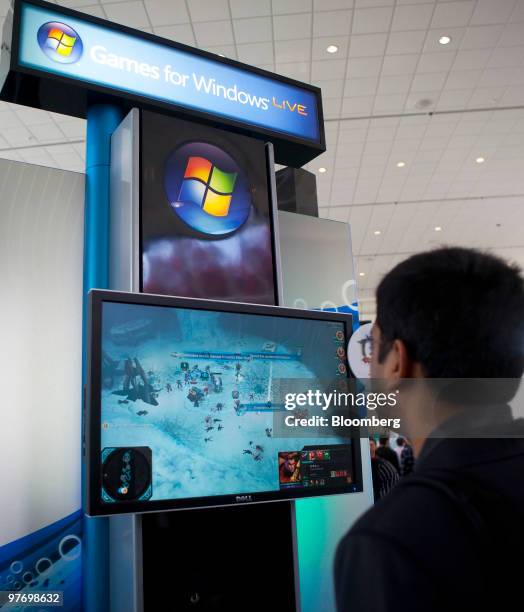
[[384, 339, 414, 385]]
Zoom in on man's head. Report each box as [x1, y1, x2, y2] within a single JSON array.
[[379, 436, 389, 447], [369, 439, 377, 458], [371, 247, 524, 386], [396, 437, 405, 448]]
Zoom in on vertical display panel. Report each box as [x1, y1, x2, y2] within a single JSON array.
[[140, 111, 278, 305], [278, 211, 374, 612]]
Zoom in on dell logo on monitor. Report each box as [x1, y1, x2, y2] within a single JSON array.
[[235, 495, 253, 503]]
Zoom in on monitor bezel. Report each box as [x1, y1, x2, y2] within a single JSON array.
[[85, 289, 363, 517]]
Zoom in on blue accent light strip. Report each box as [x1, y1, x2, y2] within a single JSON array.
[[82, 103, 124, 612]]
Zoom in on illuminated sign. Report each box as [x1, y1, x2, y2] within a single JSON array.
[[0, 0, 325, 164]]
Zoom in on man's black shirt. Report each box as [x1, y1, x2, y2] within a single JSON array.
[[335, 408, 524, 612]]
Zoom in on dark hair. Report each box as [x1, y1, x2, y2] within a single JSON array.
[[376, 247, 524, 379], [378, 437, 389, 446], [396, 437, 405, 447]]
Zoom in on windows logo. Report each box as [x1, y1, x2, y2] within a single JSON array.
[[179, 157, 237, 218], [37, 22, 83, 64], [164, 143, 252, 236]]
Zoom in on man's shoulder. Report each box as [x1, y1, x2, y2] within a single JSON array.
[[346, 475, 473, 548]]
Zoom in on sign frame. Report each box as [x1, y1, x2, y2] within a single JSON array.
[[0, 0, 326, 166]]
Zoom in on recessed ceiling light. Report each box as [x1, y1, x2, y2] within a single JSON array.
[[218, 53, 226, 57], [359, 272, 365, 277], [476, 156, 485, 164], [438, 35, 451, 45], [326, 44, 339, 54], [373, 230, 381, 235], [434, 226, 442, 232], [318, 167, 327, 173], [396, 161, 406, 168]]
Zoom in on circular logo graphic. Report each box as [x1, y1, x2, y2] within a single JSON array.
[[347, 322, 373, 379], [164, 142, 252, 236], [37, 22, 83, 64]]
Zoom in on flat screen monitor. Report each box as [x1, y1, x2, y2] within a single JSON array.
[[85, 290, 362, 516], [140, 111, 279, 305]]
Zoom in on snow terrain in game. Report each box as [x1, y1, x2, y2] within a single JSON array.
[[100, 303, 344, 502]]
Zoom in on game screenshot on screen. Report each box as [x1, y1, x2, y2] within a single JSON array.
[[94, 300, 358, 511]]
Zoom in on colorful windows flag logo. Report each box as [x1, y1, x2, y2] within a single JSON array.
[[164, 142, 252, 236], [178, 157, 237, 218], [37, 22, 83, 64], [45, 27, 76, 57]]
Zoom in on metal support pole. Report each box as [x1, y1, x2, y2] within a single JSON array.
[[82, 103, 124, 612]]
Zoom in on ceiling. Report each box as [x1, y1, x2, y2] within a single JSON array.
[[1, 0, 523, 318]]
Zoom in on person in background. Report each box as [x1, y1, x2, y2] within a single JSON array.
[[398, 437, 415, 476], [375, 436, 400, 473], [369, 438, 399, 501], [335, 247, 524, 612], [394, 436, 404, 464]]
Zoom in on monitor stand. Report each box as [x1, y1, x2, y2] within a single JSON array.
[[109, 502, 297, 611], [143, 502, 297, 611]]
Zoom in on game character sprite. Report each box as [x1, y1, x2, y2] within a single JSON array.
[[252, 446, 264, 461], [177, 380, 183, 390], [166, 382, 172, 393]]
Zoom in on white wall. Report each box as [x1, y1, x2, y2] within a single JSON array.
[[0, 159, 84, 546]]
